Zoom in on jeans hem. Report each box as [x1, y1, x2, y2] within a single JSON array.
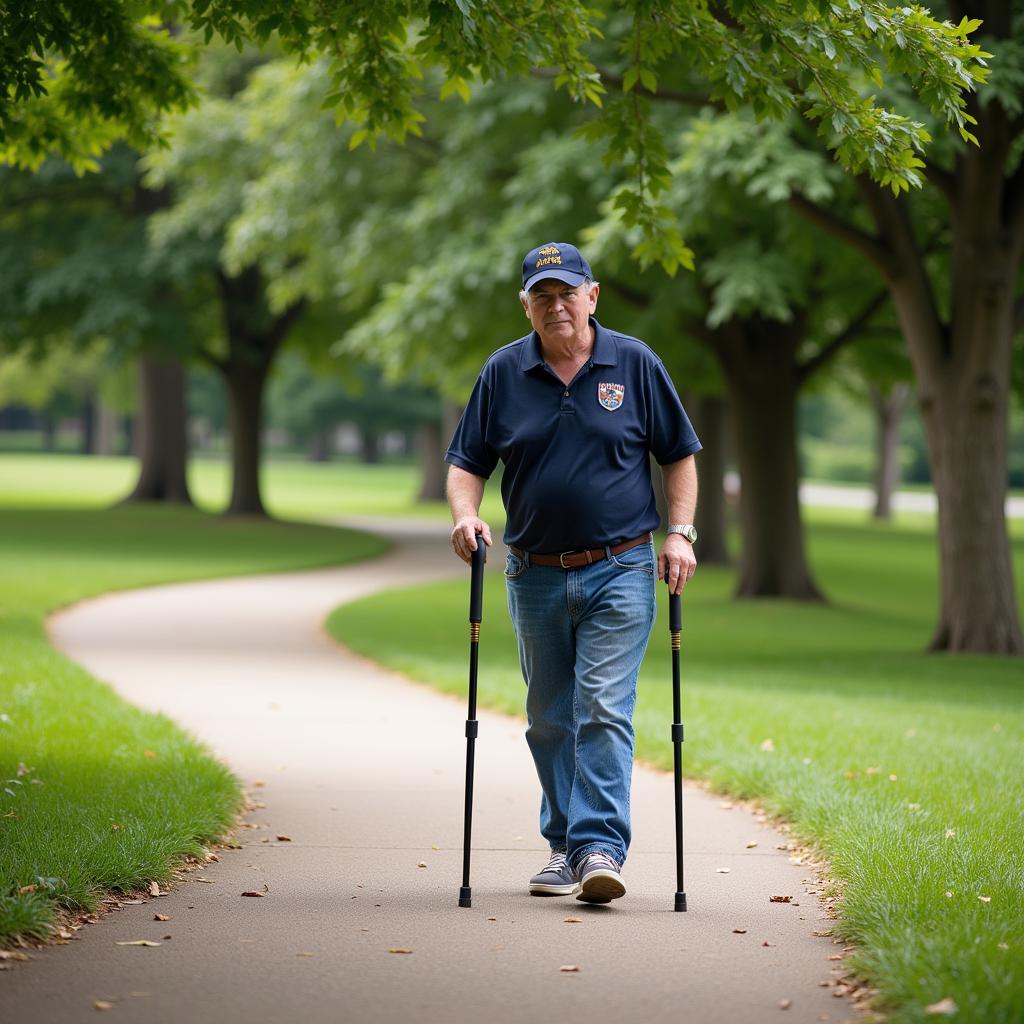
[[570, 844, 624, 872]]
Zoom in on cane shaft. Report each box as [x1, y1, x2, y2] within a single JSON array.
[[669, 588, 687, 911], [460, 543, 486, 907]]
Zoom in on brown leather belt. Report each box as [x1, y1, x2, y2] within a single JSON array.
[[509, 533, 652, 569]]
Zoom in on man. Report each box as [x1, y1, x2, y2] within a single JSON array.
[[445, 241, 700, 904]]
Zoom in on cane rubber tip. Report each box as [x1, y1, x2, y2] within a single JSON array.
[[674, 892, 688, 912], [458, 887, 473, 908]]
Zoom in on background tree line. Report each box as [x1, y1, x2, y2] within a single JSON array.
[[0, 1, 1021, 654]]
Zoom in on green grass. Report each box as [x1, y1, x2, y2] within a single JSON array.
[[327, 513, 1024, 1024], [0, 503, 387, 944]]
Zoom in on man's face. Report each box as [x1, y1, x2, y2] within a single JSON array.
[[520, 278, 599, 345]]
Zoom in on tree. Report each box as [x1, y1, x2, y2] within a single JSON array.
[[788, 2, 1024, 652]]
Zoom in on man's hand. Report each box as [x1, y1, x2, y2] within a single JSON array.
[[658, 533, 696, 596], [451, 516, 493, 563]]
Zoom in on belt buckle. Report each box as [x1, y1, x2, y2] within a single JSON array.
[[558, 550, 576, 569]]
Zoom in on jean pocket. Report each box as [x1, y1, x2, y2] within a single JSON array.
[[504, 552, 527, 579], [610, 541, 655, 574]]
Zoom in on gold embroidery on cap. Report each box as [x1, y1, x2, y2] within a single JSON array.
[[538, 245, 560, 255], [535, 255, 563, 268]]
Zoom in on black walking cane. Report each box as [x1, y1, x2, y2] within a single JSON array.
[[667, 572, 688, 912], [458, 540, 486, 908]]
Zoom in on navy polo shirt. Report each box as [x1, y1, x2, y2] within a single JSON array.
[[445, 317, 702, 553]]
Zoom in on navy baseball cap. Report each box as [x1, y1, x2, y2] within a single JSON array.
[[522, 242, 593, 292]]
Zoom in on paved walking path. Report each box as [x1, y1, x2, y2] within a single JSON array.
[[2, 519, 863, 1024]]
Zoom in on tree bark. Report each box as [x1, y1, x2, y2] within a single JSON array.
[[121, 353, 193, 505], [223, 361, 269, 516], [416, 418, 445, 501], [715, 317, 823, 600], [868, 382, 909, 520], [690, 392, 730, 564]]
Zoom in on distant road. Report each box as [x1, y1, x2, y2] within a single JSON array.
[[798, 481, 1024, 519]]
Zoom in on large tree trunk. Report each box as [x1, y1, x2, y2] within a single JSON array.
[[213, 266, 306, 519], [868, 382, 909, 520], [690, 392, 730, 564], [416, 418, 445, 502], [716, 318, 823, 600], [120, 354, 193, 505], [223, 361, 270, 517], [850, 78, 1024, 652]]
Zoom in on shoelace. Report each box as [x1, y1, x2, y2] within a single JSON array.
[[543, 851, 569, 873], [581, 852, 618, 872]]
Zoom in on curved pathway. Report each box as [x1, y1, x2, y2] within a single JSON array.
[[1, 518, 863, 1024]]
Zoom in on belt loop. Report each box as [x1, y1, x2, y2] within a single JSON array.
[[585, 549, 593, 565], [604, 545, 612, 561], [524, 548, 531, 568]]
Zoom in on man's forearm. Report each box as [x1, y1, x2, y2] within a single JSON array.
[[662, 455, 698, 524], [447, 465, 486, 522]]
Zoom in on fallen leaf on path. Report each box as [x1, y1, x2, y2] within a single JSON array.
[[779, 999, 792, 1010], [719, 802, 733, 809], [829, 954, 844, 961], [416, 862, 427, 868], [276, 835, 292, 842], [487, 917, 496, 921], [252, 779, 265, 787], [94, 1001, 114, 1011], [148, 882, 162, 897], [769, 895, 793, 903], [925, 997, 958, 1016], [295, 952, 316, 957], [746, 841, 758, 849], [115, 940, 161, 947], [240, 891, 265, 898], [564, 917, 582, 923], [388, 948, 413, 954], [0, 951, 30, 960], [153, 914, 170, 922], [762, 941, 774, 947], [812, 930, 832, 937], [431, 844, 441, 850], [716, 867, 731, 874], [732, 928, 747, 934], [559, 965, 580, 972]]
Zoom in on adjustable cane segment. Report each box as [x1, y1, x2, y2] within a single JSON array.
[[666, 571, 687, 912], [459, 541, 486, 908]]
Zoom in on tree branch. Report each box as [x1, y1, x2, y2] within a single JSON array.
[[797, 288, 890, 383], [788, 191, 895, 274]]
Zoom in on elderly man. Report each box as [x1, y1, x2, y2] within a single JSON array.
[[445, 242, 701, 904]]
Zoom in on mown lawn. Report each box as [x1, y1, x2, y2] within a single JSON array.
[[327, 510, 1024, 1024], [0, 502, 387, 945]]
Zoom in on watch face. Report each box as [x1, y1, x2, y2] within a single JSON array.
[[684, 525, 698, 543]]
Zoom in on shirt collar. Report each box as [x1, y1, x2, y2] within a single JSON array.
[[518, 317, 618, 372]]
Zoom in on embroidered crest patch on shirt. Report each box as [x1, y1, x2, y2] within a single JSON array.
[[598, 382, 625, 411]]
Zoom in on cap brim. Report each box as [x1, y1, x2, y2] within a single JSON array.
[[523, 268, 587, 292]]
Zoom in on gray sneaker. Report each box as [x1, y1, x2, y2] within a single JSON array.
[[575, 852, 626, 904], [529, 850, 579, 896]]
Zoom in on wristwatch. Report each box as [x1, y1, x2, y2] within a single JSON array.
[[667, 524, 698, 543]]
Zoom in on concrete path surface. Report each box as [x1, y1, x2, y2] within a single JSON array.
[[1, 519, 866, 1024]]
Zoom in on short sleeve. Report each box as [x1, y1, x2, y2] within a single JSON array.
[[647, 360, 703, 465], [444, 372, 499, 479]]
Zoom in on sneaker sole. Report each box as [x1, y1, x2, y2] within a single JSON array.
[[529, 882, 580, 896], [576, 869, 625, 904]]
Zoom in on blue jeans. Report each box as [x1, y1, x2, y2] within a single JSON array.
[[504, 538, 657, 872]]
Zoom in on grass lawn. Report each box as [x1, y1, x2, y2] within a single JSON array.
[[327, 511, 1024, 1024], [0, 502, 387, 945]]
